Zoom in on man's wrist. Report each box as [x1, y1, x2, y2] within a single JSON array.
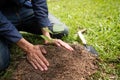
[[41, 27, 53, 43], [16, 38, 34, 53], [41, 27, 52, 39]]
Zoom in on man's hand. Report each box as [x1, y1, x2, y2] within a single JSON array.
[[17, 38, 49, 71], [45, 39, 74, 51], [41, 27, 74, 51], [26, 45, 49, 71]]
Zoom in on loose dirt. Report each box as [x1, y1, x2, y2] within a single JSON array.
[[10, 44, 98, 80]]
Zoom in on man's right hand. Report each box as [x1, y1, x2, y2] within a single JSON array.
[[26, 45, 49, 71], [16, 38, 49, 71]]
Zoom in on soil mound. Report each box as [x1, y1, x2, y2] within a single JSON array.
[[11, 44, 98, 80]]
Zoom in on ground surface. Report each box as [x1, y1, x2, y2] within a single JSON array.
[[7, 44, 98, 80]]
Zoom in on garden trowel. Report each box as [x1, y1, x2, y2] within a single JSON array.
[[78, 29, 98, 56]]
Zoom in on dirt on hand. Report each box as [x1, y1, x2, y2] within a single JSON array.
[[11, 44, 98, 80]]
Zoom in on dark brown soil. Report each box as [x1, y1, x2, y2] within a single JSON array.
[[11, 44, 98, 80]]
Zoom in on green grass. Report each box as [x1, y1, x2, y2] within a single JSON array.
[[48, 0, 120, 59], [48, 0, 120, 79], [0, 0, 120, 79]]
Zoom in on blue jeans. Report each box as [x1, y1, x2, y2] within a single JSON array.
[[0, 5, 68, 71], [0, 39, 10, 72]]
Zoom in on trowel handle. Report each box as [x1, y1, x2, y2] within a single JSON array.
[[78, 31, 87, 44]]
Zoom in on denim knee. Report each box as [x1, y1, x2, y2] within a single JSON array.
[[0, 40, 10, 72], [48, 13, 69, 38]]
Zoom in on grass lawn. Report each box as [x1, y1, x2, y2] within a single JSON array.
[[48, 0, 120, 79], [0, 0, 120, 79]]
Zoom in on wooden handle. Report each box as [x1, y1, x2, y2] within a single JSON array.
[[78, 31, 87, 44]]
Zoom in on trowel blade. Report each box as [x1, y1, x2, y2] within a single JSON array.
[[84, 45, 98, 57]]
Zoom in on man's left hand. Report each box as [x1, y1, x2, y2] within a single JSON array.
[[45, 39, 74, 51]]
